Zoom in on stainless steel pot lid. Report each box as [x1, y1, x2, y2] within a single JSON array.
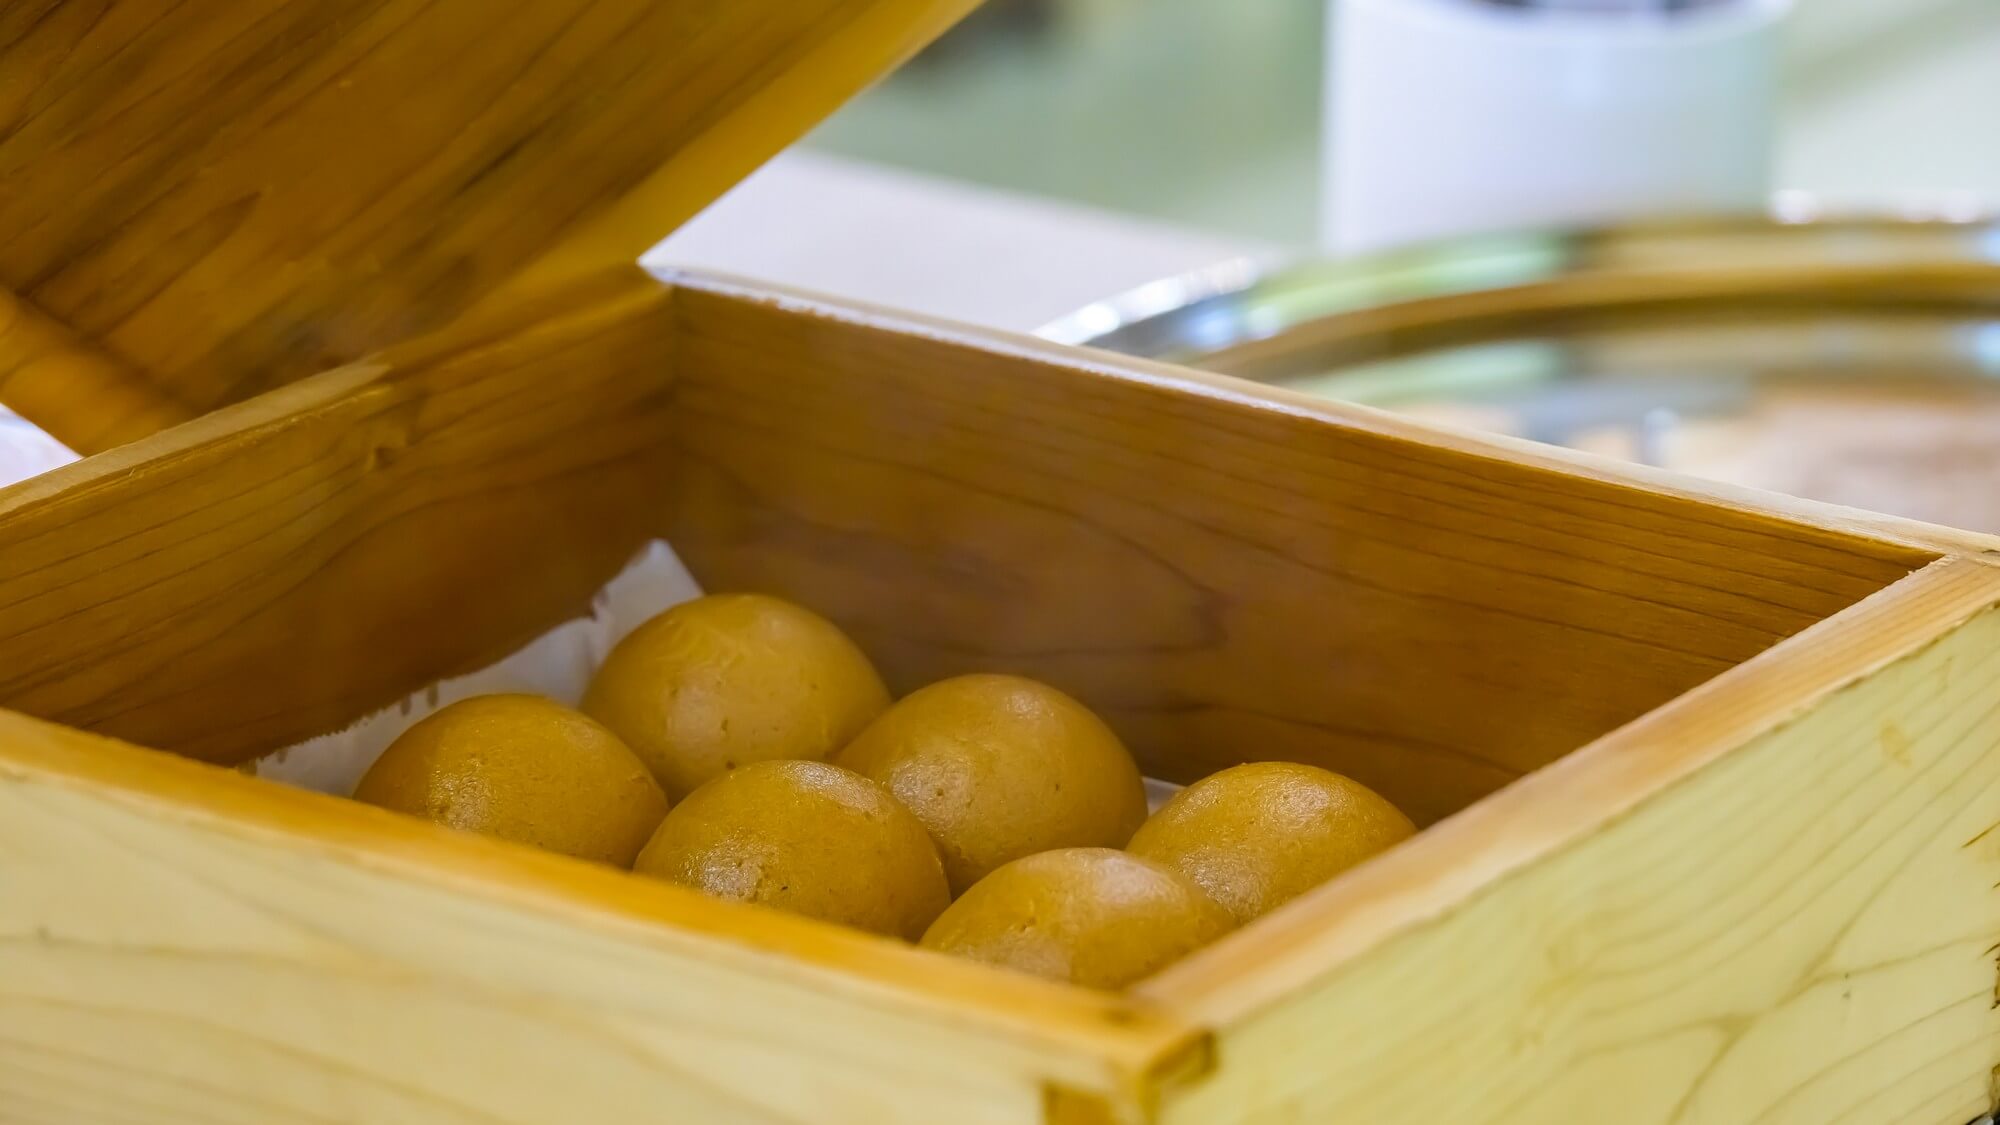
[[1044, 209, 2000, 533]]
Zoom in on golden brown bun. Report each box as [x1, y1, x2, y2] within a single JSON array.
[[634, 760, 948, 940], [582, 594, 890, 799], [1128, 761, 1414, 925], [352, 693, 668, 866], [832, 674, 1147, 894], [920, 848, 1231, 989]]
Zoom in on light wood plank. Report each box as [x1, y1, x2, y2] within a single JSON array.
[[659, 273, 1936, 824], [0, 710, 1201, 1125], [0, 0, 973, 421], [1142, 556, 2000, 1125]]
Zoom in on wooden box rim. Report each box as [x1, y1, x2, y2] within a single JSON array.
[[6, 266, 2000, 1124]]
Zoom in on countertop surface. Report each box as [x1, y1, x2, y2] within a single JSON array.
[[645, 150, 1275, 335]]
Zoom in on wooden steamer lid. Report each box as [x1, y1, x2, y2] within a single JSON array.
[[0, 0, 978, 453]]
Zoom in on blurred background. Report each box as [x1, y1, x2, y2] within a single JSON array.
[[803, 0, 2000, 242], [11, 0, 2000, 519]]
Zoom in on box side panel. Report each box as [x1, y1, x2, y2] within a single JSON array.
[[0, 714, 1194, 1125], [660, 275, 1933, 824], [1150, 558, 2000, 1125], [0, 274, 680, 766]]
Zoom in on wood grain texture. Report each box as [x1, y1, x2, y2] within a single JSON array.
[[0, 286, 192, 454], [1141, 556, 2000, 1125], [0, 0, 973, 421], [658, 273, 1936, 824], [0, 708, 1201, 1125], [0, 271, 679, 767]]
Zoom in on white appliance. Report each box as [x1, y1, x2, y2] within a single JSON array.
[[1326, 0, 1790, 254]]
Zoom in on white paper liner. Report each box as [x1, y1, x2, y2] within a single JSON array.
[[252, 538, 1182, 812], [253, 540, 703, 794], [0, 407, 78, 488]]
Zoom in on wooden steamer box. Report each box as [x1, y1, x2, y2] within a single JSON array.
[[3, 3, 2000, 1123]]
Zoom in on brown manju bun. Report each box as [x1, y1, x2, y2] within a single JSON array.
[[634, 759, 949, 940], [1128, 761, 1414, 926], [920, 848, 1231, 989], [833, 674, 1148, 894], [352, 693, 668, 867], [583, 593, 890, 799]]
